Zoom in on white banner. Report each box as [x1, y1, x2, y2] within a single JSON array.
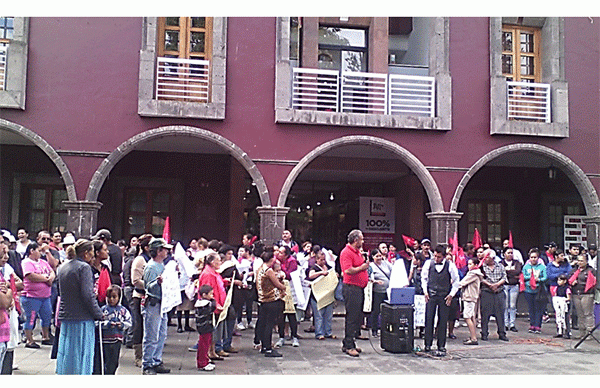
[[161, 260, 182, 315], [359, 197, 396, 234], [413, 295, 426, 327], [217, 274, 235, 324], [172, 242, 197, 278], [310, 270, 338, 310]]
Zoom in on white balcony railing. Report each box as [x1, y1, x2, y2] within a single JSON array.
[[507, 81, 551, 123], [292, 67, 435, 117], [156, 57, 210, 103], [0, 45, 7, 91]]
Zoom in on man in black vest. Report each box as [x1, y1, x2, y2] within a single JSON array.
[[421, 244, 460, 357]]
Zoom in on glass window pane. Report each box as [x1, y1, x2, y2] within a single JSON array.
[[129, 191, 147, 213], [520, 32, 534, 53], [165, 17, 179, 27], [488, 204, 495, 222], [318, 49, 341, 70], [152, 192, 170, 214], [502, 55, 513, 74], [151, 216, 166, 236], [164, 30, 179, 52], [51, 212, 67, 233], [31, 189, 46, 210], [190, 31, 205, 53], [30, 212, 45, 233], [128, 215, 146, 235], [191, 17, 205, 28], [520, 56, 534, 76], [502, 31, 513, 51], [468, 203, 475, 221], [52, 189, 67, 210], [319, 27, 366, 47], [342, 50, 366, 72], [290, 17, 300, 61]]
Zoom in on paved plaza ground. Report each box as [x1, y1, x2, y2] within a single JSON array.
[[8, 304, 600, 377]]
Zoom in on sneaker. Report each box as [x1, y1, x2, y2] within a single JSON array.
[[528, 327, 535, 333], [188, 344, 198, 352], [25, 342, 40, 349], [510, 326, 518, 333], [199, 363, 216, 371], [142, 367, 157, 375], [292, 338, 300, 347], [247, 322, 255, 329], [237, 322, 247, 331], [275, 338, 285, 348], [154, 364, 171, 374], [264, 349, 283, 358]]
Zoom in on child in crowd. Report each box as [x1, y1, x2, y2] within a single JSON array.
[[551, 274, 571, 339], [195, 284, 217, 372], [100, 285, 132, 375], [458, 258, 483, 345]]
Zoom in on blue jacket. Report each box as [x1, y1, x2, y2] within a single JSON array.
[[546, 261, 572, 287]]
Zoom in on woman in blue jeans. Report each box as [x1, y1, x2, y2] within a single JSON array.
[[522, 248, 547, 334], [501, 247, 522, 332], [307, 250, 337, 340]]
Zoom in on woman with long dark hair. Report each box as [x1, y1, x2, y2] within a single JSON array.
[[56, 239, 103, 374]]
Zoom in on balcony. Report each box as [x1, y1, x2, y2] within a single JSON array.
[[155, 57, 210, 103], [506, 81, 551, 123], [0, 44, 7, 91], [292, 67, 435, 117]]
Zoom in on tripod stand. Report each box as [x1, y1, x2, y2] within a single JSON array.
[[574, 320, 600, 349]]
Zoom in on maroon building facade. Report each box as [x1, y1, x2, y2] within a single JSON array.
[[0, 17, 599, 255]]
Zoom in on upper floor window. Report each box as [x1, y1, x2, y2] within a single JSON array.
[[318, 26, 367, 72], [138, 17, 227, 119], [0, 16, 27, 109], [502, 25, 541, 83], [0, 17, 13, 91]]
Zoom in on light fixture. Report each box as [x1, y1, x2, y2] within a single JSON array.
[[548, 165, 557, 180], [306, 204, 311, 210], [316, 201, 321, 206], [330, 193, 335, 201], [246, 189, 251, 194]]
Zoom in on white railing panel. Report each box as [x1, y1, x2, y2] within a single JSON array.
[[156, 57, 210, 103], [388, 74, 436, 117], [507, 81, 551, 123], [341, 71, 388, 115], [292, 68, 339, 111], [0, 45, 7, 91]]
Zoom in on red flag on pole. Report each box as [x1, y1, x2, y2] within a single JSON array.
[[508, 231, 514, 249], [451, 230, 458, 258], [473, 228, 483, 249], [402, 235, 417, 250], [162, 216, 171, 243], [585, 271, 597, 293]]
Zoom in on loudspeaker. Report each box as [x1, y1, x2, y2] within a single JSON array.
[[380, 302, 414, 353]]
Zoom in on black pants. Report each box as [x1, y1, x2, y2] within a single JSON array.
[[235, 288, 255, 324], [424, 294, 450, 350], [258, 299, 284, 351], [130, 297, 143, 345], [342, 283, 364, 350], [1, 349, 13, 374], [253, 302, 262, 346], [368, 291, 387, 334], [123, 286, 134, 345], [480, 290, 507, 337], [102, 341, 122, 375], [277, 311, 298, 339]]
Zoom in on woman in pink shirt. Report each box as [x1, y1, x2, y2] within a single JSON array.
[[20, 242, 55, 348]]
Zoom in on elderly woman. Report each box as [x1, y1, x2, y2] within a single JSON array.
[[198, 252, 227, 360], [368, 248, 392, 338], [56, 239, 103, 375], [20, 242, 55, 349], [568, 254, 596, 339]]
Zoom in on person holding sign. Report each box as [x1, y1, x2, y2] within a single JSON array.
[[307, 250, 337, 340]]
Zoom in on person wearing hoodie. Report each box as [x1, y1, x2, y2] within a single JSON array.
[[459, 257, 484, 345], [522, 248, 548, 334]]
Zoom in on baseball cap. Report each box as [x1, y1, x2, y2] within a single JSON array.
[[148, 237, 173, 251], [421, 238, 431, 244], [63, 234, 76, 245], [92, 229, 112, 241]]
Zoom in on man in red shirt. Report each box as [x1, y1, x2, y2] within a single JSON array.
[[340, 229, 369, 357]]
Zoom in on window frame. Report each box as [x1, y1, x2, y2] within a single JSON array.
[[501, 25, 542, 83], [20, 184, 68, 233], [0, 16, 28, 110], [123, 188, 173, 239], [138, 17, 226, 119]]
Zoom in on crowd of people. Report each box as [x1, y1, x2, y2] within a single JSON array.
[[0, 225, 598, 374]]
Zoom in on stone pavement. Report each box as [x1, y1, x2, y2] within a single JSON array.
[[9, 305, 600, 376]]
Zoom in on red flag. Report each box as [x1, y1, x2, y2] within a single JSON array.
[[529, 273, 537, 290], [473, 229, 483, 249], [402, 235, 417, 249], [451, 231, 458, 258], [585, 270, 597, 293], [97, 267, 112, 304], [162, 216, 171, 243], [518, 273, 525, 292], [508, 231, 514, 249], [568, 269, 580, 286]]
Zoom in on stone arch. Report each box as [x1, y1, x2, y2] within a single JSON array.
[[0, 118, 77, 201], [277, 135, 444, 213], [450, 143, 600, 217], [85, 125, 271, 206]]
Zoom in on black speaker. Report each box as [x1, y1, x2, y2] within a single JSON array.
[[380, 302, 414, 353]]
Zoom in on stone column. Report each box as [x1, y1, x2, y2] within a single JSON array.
[[582, 216, 600, 292], [426, 211, 463, 247], [256, 206, 290, 246], [63, 201, 103, 239]]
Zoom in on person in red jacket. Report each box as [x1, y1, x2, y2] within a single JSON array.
[[340, 229, 369, 357], [198, 252, 226, 360]]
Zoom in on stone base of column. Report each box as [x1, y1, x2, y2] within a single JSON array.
[[63, 201, 103, 239], [426, 211, 463, 247], [256, 206, 290, 247]]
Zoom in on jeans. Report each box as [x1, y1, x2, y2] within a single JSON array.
[[524, 291, 545, 329], [20, 296, 52, 330], [215, 318, 235, 352], [0, 342, 6, 371], [310, 296, 333, 338], [504, 284, 519, 329], [480, 290, 506, 337], [142, 301, 168, 369], [102, 341, 122, 375], [342, 283, 364, 350]]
